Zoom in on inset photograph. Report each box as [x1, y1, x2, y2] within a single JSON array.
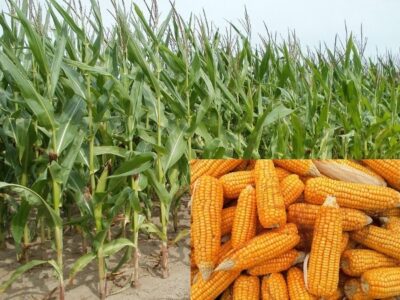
[[190, 160, 400, 300]]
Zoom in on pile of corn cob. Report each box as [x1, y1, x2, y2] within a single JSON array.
[[190, 159, 400, 300]]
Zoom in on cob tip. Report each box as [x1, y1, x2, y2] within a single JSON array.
[[379, 217, 389, 225], [294, 251, 306, 265], [214, 260, 235, 272], [198, 263, 214, 281], [365, 215, 373, 225], [360, 277, 370, 294], [322, 195, 339, 208]]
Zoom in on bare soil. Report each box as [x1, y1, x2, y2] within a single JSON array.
[[0, 201, 190, 300]]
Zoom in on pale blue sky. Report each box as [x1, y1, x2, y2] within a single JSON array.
[[1, 0, 399, 57]]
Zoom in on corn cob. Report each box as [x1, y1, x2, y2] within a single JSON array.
[[341, 249, 399, 276], [380, 208, 400, 217], [246, 160, 257, 170], [324, 289, 344, 300], [274, 159, 321, 177], [221, 206, 236, 236], [191, 238, 240, 300], [191, 268, 199, 284], [220, 285, 233, 300], [247, 249, 305, 276], [341, 232, 349, 253], [276, 167, 292, 181], [287, 203, 372, 231], [313, 160, 387, 186], [361, 267, 400, 299], [350, 225, 400, 260], [363, 159, 400, 190], [255, 160, 287, 228], [232, 275, 260, 300], [307, 196, 342, 297], [190, 159, 243, 187], [216, 240, 234, 266], [234, 160, 249, 171], [344, 278, 373, 300], [287, 267, 316, 300], [231, 186, 257, 249], [219, 171, 254, 199], [281, 174, 305, 207], [191, 269, 241, 300], [380, 216, 400, 233], [190, 159, 198, 167], [261, 273, 289, 300], [192, 176, 224, 280], [215, 224, 300, 271], [296, 229, 314, 252], [304, 177, 400, 210]]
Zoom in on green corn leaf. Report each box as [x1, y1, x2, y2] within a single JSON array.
[[68, 252, 97, 283], [102, 238, 135, 257], [0, 183, 61, 227], [0, 260, 47, 293]]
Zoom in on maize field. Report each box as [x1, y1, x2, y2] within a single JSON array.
[[1, 0, 400, 299], [190, 159, 400, 299]]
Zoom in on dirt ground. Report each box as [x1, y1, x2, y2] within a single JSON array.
[[0, 200, 190, 300]]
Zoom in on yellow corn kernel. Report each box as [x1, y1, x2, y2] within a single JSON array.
[[350, 225, 400, 260], [276, 167, 292, 181], [234, 160, 249, 171], [247, 249, 305, 276], [192, 176, 223, 280], [287, 203, 372, 231], [274, 159, 321, 177], [261, 273, 289, 300], [231, 186, 257, 249], [304, 177, 400, 210], [341, 249, 399, 276], [361, 267, 400, 299], [307, 196, 342, 297], [220, 285, 233, 300], [255, 160, 286, 228], [232, 275, 260, 300]]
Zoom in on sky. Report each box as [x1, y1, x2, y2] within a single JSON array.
[[1, 0, 399, 57]]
